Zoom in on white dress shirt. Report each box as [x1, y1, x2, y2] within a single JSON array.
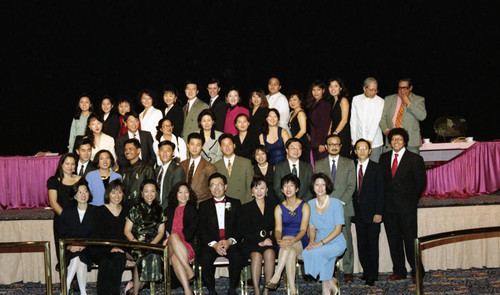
[[77, 161, 89, 176], [266, 92, 290, 132], [288, 159, 300, 177], [350, 94, 384, 148], [391, 147, 406, 165], [356, 158, 369, 188], [189, 155, 202, 175], [139, 107, 163, 139], [223, 154, 236, 172]]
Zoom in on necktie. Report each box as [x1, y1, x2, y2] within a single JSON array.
[[133, 133, 137, 139], [214, 198, 226, 240], [214, 198, 225, 204], [185, 103, 190, 117], [395, 102, 405, 128], [391, 154, 399, 177], [78, 165, 84, 176], [358, 164, 364, 196], [331, 159, 337, 183], [187, 161, 195, 185], [292, 164, 297, 176], [157, 168, 163, 186], [227, 159, 232, 176]]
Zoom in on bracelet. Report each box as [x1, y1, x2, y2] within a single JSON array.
[[320, 240, 324, 245]]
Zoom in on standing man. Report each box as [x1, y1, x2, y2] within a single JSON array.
[[214, 134, 253, 204], [273, 138, 313, 202], [182, 81, 209, 142], [119, 139, 155, 208], [379, 128, 426, 282], [115, 111, 156, 167], [266, 77, 290, 132], [179, 133, 218, 205], [314, 134, 356, 282], [350, 77, 385, 162], [155, 140, 185, 209], [74, 136, 96, 177], [380, 78, 427, 154], [207, 78, 226, 132], [352, 139, 384, 286], [198, 173, 243, 295]]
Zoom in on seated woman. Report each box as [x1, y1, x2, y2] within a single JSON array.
[[86, 149, 122, 206], [99, 95, 120, 139], [91, 180, 128, 295], [138, 89, 163, 139], [234, 113, 254, 160], [163, 182, 198, 295], [223, 87, 250, 135], [259, 108, 290, 166], [68, 94, 93, 152], [154, 118, 188, 164], [60, 180, 96, 295], [265, 174, 310, 295], [253, 145, 277, 205], [240, 175, 277, 295], [302, 173, 346, 295], [124, 179, 167, 295], [85, 113, 116, 161], [198, 109, 222, 163]]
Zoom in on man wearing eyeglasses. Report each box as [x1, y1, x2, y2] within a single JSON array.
[[350, 77, 385, 162], [380, 78, 427, 154]]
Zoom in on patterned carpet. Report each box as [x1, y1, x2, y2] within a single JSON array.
[[1, 268, 499, 294]]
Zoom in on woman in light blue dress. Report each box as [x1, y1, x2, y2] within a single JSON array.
[[303, 173, 346, 295]]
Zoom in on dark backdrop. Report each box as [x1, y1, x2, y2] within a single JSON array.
[[1, 1, 499, 155]]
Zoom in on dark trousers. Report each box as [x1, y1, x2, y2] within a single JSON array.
[[355, 221, 381, 280], [199, 245, 243, 291], [384, 211, 420, 278], [96, 252, 127, 295]]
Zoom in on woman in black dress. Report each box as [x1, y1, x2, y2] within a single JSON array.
[[99, 96, 120, 139], [162, 85, 184, 138], [47, 153, 82, 270], [240, 175, 277, 295], [234, 113, 255, 160], [92, 179, 127, 295], [328, 77, 352, 157], [248, 89, 270, 143], [60, 180, 96, 295], [288, 91, 311, 163], [253, 145, 277, 205]]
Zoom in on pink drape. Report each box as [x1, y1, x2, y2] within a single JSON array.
[[0, 155, 61, 209], [424, 141, 500, 199]]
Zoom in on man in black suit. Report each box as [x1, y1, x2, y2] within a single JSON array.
[[379, 128, 426, 282], [198, 173, 243, 295], [155, 140, 185, 209], [352, 139, 384, 286], [115, 111, 156, 167], [273, 138, 313, 201], [74, 136, 97, 177], [207, 78, 226, 132]]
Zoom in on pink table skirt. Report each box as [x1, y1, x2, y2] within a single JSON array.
[[424, 141, 500, 199], [0, 155, 61, 209]]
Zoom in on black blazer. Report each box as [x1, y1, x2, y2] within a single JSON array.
[[60, 204, 96, 239], [274, 160, 313, 202], [240, 199, 277, 246], [104, 112, 121, 139], [164, 203, 198, 245], [379, 150, 426, 215], [198, 196, 242, 247], [165, 103, 184, 138], [115, 130, 156, 167], [248, 107, 269, 142], [155, 163, 186, 209], [209, 96, 227, 132], [234, 133, 255, 160], [352, 160, 384, 224]]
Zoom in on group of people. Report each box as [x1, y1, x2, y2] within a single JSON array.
[[49, 75, 428, 294]]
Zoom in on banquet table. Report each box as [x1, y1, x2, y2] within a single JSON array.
[[420, 141, 475, 162], [423, 141, 500, 198], [0, 155, 61, 209]]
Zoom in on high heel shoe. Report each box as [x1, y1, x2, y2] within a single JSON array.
[[328, 278, 340, 295], [264, 281, 279, 290]]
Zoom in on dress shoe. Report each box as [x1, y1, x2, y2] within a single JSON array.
[[344, 273, 353, 282], [365, 279, 375, 286], [264, 281, 279, 290], [387, 273, 405, 281], [303, 274, 316, 282]]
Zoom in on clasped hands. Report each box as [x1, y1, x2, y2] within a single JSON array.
[[213, 239, 233, 256], [258, 238, 273, 247], [277, 237, 294, 249]]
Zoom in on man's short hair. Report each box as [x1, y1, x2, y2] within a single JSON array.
[[208, 172, 227, 186], [185, 80, 198, 88], [387, 128, 409, 147], [363, 77, 378, 88], [399, 78, 413, 87], [218, 133, 234, 145], [285, 137, 302, 149], [187, 132, 205, 146], [325, 134, 342, 145], [158, 140, 176, 151], [354, 138, 371, 150], [124, 138, 141, 149], [207, 77, 220, 87], [124, 111, 139, 122], [74, 136, 92, 150]]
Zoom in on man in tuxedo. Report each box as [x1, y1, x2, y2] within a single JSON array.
[[379, 128, 426, 282], [182, 81, 209, 142], [352, 139, 384, 286], [314, 134, 356, 282], [380, 78, 427, 154], [179, 133, 218, 205], [214, 134, 253, 204], [119, 139, 155, 209], [155, 140, 185, 209], [74, 136, 96, 177], [266, 77, 290, 132], [198, 173, 243, 295], [115, 111, 156, 167], [207, 78, 226, 132], [273, 138, 313, 201]]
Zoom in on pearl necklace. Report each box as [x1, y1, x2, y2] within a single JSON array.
[[316, 197, 329, 209], [258, 163, 269, 169]]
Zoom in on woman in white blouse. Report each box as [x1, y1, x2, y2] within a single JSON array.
[[85, 113, 116, 161], [154, 118, 188, 164], [138, 90, 163, 139]]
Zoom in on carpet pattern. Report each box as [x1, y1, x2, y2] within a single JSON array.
[[1, 268, 499, 294]]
